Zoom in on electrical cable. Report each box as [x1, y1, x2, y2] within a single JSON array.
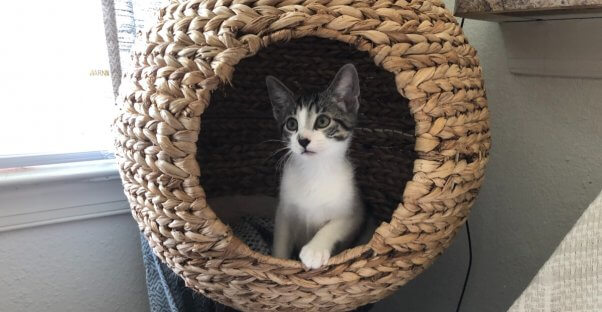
[[455, 17, 471, 312], [455, 221, 472, 312]]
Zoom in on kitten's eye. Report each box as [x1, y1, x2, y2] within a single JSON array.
[[285, 118, 298, 131], [315, 115, 331, 129]]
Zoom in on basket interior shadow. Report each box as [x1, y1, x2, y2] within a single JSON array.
[[196, 37, 416, 248]]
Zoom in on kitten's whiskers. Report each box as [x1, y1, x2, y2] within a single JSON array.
[[275, 150, 292, 173]]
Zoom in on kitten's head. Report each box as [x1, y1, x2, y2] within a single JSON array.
[[266, 64, 360, 159]]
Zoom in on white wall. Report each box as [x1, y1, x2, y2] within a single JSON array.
[[0, 214, 148, 312]]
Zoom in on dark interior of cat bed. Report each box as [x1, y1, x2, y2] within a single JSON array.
[[197, 37, 416, 233]]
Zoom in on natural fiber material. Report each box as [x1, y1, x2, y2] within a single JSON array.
[[113, 0, 490, 311]]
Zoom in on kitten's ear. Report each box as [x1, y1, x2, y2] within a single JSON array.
[[266, 76, 295, 121], [327, 64, 360, 114]]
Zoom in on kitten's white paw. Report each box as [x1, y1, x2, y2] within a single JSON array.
[[299, 244, 331, 269]]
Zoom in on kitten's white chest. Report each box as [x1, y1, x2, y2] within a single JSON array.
[[280, 158, 356, 226]]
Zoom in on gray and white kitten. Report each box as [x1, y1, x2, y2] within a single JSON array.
[[266, 64, 364, 269]]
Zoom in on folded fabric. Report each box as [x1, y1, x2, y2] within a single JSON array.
[[509, 189, 602, 312]]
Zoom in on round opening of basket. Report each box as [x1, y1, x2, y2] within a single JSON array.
[[115, 2, 490, 311], [201, 37, 416, 223]]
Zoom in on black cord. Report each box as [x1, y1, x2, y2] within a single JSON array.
[[454, 18, 470, 312], [455, 221, 472, 312]]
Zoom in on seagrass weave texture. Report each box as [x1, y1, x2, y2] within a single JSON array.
[[113, 0, 490, 311]]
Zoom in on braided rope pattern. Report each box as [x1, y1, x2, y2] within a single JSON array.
[[113, 0, 490, 311]]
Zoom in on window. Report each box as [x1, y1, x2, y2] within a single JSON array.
[[0, 1, 115, 160], [0, 0, 171, 231]]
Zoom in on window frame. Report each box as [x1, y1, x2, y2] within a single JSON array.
[[0, 0, 169, 232], [0, 157, 128, 232], [0, 151, 115, 169]]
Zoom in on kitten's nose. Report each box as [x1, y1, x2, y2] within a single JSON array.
[[298, 137, 310, 148]]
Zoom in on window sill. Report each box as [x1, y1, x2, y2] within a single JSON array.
[[0, 159, 129, 232]]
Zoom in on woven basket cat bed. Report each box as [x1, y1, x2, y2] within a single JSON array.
[[114, 0, 490, 311]]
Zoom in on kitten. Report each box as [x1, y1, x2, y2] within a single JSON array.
[[266, 64, 364, 269]]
